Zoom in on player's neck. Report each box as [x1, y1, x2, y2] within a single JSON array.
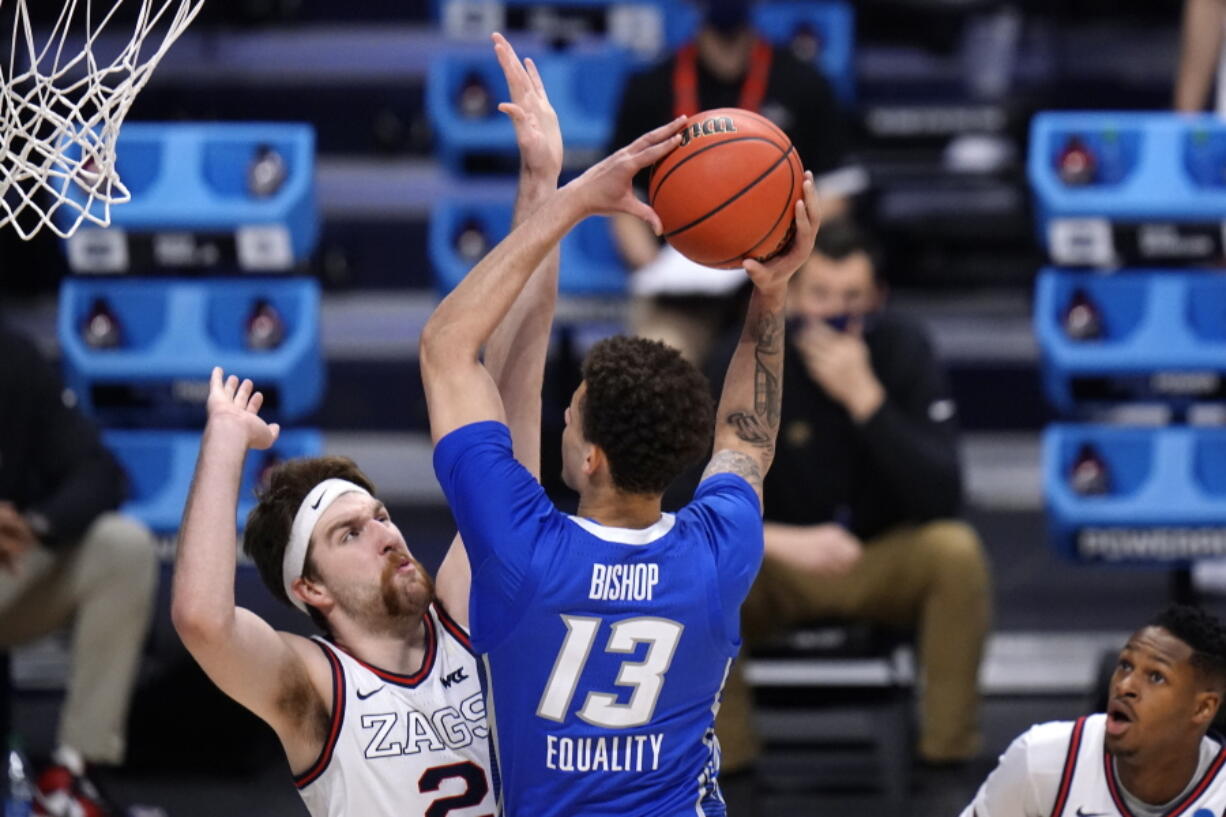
[[1115, 740, 1202, 806], [577, 488, 663, 530], [332, 611, 430, 676]]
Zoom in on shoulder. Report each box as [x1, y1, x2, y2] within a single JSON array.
[[1014, 717, 1094, 769], [871, 313, 940, 370], [768, 46, 836, 93], [876, 312, 934, 348], [0, 327, 52, 380], [433, 421, 514, 473], [436, 419, 511, 450], [698, 454, 765, 507]]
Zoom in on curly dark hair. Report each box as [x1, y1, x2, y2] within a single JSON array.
[[1151, 605, 1226, 690], [243, 456, 377, 633], [580, 335, 714, 495]]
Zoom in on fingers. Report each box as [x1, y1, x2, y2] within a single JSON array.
[[492, 31, 530, 100], [629, 115, 687, 153], [793, 174, 817, 237], [804, 171, 822, 228], [498, 101, 526, 125], [625, 198, 663, 236], [210, 366, 224, 394], [269, 422, 282, 442], [248, 390, 264, 413], [225, 374, 239, 399], [742, 257, 767, 281], [524, 57, 546, 97], [632, 131, 684, 171], [236, 377, 254, 407]]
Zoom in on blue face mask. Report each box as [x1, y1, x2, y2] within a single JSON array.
[[802, 313, 880, 333]]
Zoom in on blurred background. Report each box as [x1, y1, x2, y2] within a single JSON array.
[[2, 0, 1225, 814]]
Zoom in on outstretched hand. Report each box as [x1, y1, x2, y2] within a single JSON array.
[[206, 367, 280, 451], [492, 32, 562, 181], [743, 171, 821, 296], [565, 116, 687, 235]]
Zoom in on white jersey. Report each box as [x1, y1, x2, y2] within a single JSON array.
[[961, 714, 1226, 817], [295, 602, 496, 817]]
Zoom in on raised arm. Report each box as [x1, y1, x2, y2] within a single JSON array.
[[1175, 0, 1226, 112], [434, 33, 563, 623], [483, 33, 561, 476], [171, 368, 327, 772], [419, 97, 685, 443], [701, 173, 820, 507]]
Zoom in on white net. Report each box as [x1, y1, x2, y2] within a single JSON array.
[[0, 0, 204, 239]]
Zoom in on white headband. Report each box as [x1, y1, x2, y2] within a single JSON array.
[[282, 478, 372, 614]]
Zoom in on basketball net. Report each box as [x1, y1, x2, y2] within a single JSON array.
[[0, 0, 204, 240]]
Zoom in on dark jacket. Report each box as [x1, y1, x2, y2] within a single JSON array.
[[610, 41, 850, 186], [709, 312, 963, 542], [0, 326, 126, 548]]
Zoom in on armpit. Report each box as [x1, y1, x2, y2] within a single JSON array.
[[277, 660, 330, 745]]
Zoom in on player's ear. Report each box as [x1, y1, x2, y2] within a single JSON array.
[[1193, 690, 1220, 727], [293, 575, 331, 612], [583, 442, 604, 478]]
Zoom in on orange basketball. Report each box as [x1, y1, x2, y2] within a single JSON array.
[[649, 107, 805, 269]]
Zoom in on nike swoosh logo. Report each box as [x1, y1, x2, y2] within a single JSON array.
[[1076, 808, 1109, 817], [356, 685, 385, 700], [310, 489, 325, 510]]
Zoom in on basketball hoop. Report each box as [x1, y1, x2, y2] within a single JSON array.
[[0, 0, 204, 240]]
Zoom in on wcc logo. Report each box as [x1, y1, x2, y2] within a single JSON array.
[[679, 116, 737, 148], [440, 667, 469, 689]]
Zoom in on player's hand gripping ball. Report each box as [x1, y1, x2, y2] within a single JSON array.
[[649, 107, 806, 269]]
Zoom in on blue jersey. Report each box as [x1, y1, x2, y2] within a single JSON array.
[[434, 422, 763, 817]]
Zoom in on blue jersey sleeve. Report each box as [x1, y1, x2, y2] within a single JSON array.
[[433, 421, 558, 641], [685, 474, 765, 638]]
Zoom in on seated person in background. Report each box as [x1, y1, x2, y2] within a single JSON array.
[[608, 0, 865, 366], [0, 322, 157, 810], [962, 605, 1226, 817], [709, 217, 992, 770]]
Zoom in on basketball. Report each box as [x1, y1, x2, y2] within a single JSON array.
[[649, 107, 805, 269]]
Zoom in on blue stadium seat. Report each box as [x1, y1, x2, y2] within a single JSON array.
[[58, 123, 318, 274], [59, 277, 324, 426], [1028, 112, 1226, 268], [1034, 269, 1226, 413], [753, 1, 854, 104], [103, 429, 323, 536], [428, 197, 626, 296], [426, 44, 633, 172], [1043, 424, 1226, 564]]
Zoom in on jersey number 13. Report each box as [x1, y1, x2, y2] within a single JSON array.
[[536, 615, 684, 729]]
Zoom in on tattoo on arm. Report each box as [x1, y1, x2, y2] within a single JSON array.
[[702, 450, 764, 495], [726, 411, 773, 455], [751, 309, 783, 428]]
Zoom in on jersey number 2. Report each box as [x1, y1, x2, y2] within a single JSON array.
[[418, 761, 491, 817], [536, 615, 684, 728]]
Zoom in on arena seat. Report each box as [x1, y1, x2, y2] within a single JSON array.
[[426, 44, 633, 173], [428, 197, 627, 297], [58, 123, 318, 275], [102, 429, 324, 536], [746, 619, 914, 801]]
